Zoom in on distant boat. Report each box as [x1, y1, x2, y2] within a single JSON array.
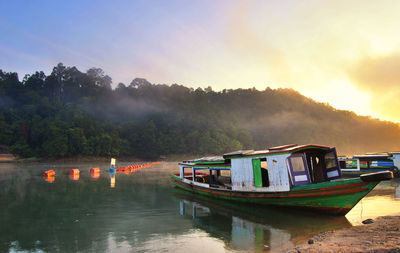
[[339, 153, 400, 178], [171, 144, 393, 215]]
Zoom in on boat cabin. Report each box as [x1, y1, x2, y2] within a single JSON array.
[[392, 152, 400, 170], [339, 152, 400, 177], [178, 144, 342, 192], [339, 153, 393, 171]]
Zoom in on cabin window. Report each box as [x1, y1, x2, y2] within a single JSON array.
[[193, 168, 210, 184], [325, 151, 337, 169], [290, 157, 306, 172], [304, 152, 326, 183], [252, 158, 270, 187], [210, 169, 231, 189], [182, 167, 193, 180]]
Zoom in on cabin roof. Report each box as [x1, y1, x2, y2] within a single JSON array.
[[352, 154, 392, 160], [179, 144, 330, 167], [221, 150, 254, 157], [183, 156, 225, 164], [223, 144, 330, 159], [178, 161, 231, 168], [355, 153, 390, 157]]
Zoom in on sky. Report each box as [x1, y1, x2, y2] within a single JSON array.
[[1, 0, 400, 122]]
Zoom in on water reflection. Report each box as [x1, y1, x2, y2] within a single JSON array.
[[69, 174, 80, 181], [109, 173, 115, 188], [174, 188, 351, 252], [346, 178, 400, 224], [0, 162, 185, 253], [117, 170, 131, 175], [90, 171, 100, 180], [1, 162, 399, 253], [391, 180, 400, 199], [43, 175, 55, 183]]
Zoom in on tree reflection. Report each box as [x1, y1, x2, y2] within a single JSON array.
[[0, 163, 188, 253]]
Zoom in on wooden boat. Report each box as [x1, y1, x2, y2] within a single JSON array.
[[339, 153, 400, 178], [171, 144, 393, 215]]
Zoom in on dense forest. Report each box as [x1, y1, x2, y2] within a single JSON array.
[[1, 63, 400, 159]]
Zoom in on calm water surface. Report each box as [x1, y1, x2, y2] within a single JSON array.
[[1, 162, 400, 253]]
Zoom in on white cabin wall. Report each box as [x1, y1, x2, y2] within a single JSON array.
[[393, 154, 400, 170], [179, 165, 184, 178], [266, 154, 291, 191], [231, 154, 291, 192], [231, 158, 254, 190]]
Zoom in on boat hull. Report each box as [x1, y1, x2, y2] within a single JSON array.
[[171, 175, 379, 215], [342, 168, 399, 178]]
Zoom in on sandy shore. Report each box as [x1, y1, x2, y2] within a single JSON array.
[[287, 215, 400, 252]]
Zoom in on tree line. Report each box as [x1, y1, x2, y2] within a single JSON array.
[[1, 63, 400, 159]]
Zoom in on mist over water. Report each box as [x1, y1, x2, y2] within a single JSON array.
[[0, 162, 399, 252]]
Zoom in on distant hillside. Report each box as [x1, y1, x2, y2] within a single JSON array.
[[1, 63, 400, 159]]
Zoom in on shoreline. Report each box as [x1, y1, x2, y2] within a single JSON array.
[[287, 215, 400, 252], [0, 153, 197, 163], [0, 154, 17, 163]]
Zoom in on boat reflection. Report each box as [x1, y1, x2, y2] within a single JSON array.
[[391, 179, 400, 199], [174, 188, 351, 252]]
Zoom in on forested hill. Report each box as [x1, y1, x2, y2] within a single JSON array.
[[1, 63, 400, 159]]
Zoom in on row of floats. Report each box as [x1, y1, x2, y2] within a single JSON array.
[[42, 161, 162, 183]]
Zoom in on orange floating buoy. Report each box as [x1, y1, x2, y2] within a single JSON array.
[[117, 167, 130, 172], [43, 170, 55, 177], [90, 167, 100, 173], [70, 169, 80, 175]]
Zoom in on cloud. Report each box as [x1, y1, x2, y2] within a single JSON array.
[[225, 1, 295, 87], [348, 53, 400, 91], [347, 52, 400, 121]]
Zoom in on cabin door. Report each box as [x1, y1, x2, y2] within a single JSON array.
[[324, 148, 342, 180], [252, 158, 269, 187], [287, 154, 311, 186], [252, 159, 263, 187]]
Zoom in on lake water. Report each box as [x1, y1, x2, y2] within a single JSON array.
[[1, 162, 400, 253]]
